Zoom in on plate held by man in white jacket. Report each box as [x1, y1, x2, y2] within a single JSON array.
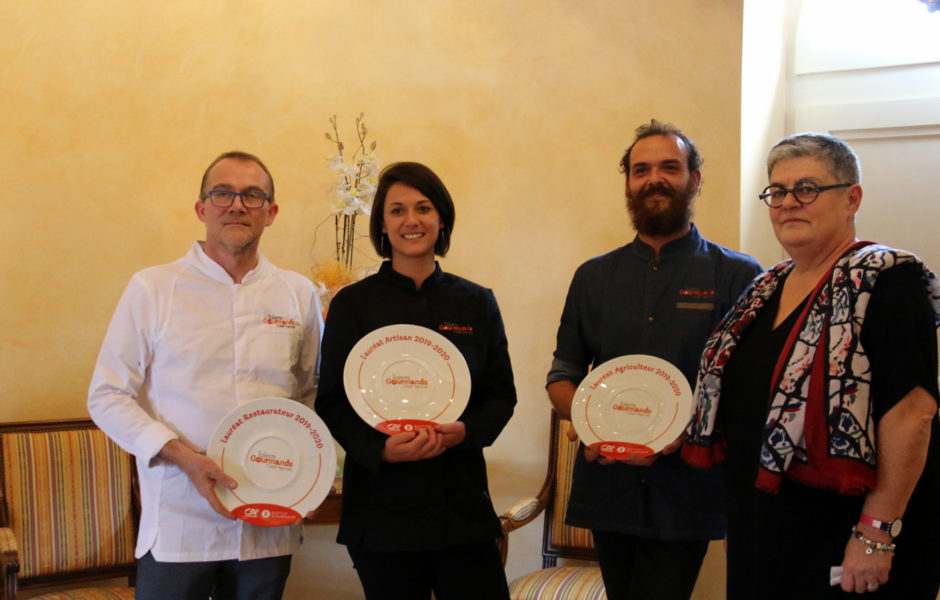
[[208, 397, 336, 526]]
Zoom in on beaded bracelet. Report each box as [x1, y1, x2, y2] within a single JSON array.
[[851, 525, 897, 555]]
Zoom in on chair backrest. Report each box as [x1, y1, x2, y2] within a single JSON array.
[[540, 412, 596, 568], [0, 419, 137, 589]]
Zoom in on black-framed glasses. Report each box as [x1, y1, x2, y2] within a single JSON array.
[[205, 189, 270, 209], [759, 180, 852, 208]]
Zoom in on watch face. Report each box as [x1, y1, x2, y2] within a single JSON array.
[[889, 518, 903, 538]]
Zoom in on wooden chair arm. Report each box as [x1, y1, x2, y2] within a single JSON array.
[[496, 446, 558, 564], [0, 527, 19, 600], [0, 528, 16, 555], [499, 496, 545, 535], [497, 495, 546, 566]]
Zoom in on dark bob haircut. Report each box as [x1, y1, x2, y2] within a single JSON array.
[[369, 162, 456, 259]]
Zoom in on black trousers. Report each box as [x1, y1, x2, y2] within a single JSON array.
[[347, 539, 510, 600], [135, 551, 292, 600], [591, 530, 709, 600]]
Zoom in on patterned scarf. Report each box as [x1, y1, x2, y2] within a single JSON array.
[[683, 242, 940, 495]]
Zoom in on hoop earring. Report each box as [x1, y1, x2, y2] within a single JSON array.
[[381, 234, 388, 257], [437, 229, 446, 252]]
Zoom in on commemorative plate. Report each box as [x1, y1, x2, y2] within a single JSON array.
[[207, 397, 336, 526], [343, 324, 471, 434], [571, 354, 693, 459]]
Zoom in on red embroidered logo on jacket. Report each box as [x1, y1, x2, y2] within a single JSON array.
[[264, 314, 299, 329], [438, 322, 473, 334], [678, 288, 716, 299]]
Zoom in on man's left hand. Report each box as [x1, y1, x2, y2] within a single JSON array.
[[158, 439, 237, 520], [435, 421, 466, 448], [301, 487, 338, 523]]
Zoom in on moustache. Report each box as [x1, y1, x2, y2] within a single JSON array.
[[639, 183, 676, 201]]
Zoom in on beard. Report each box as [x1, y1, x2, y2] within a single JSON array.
[[626, 180, 696, 237]]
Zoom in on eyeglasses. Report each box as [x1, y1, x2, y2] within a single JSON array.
[[205, 189, 270, 209], [759, 180, 851, 208]]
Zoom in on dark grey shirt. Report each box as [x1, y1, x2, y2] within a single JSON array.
[[549, 224, 761, 540]]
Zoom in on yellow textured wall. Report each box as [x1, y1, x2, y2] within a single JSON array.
[[1, 2, 742, 597]]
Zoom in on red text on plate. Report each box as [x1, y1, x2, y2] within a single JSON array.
[[591, 441, 655, 459], [233, 503, 302, 527], [377, 419, 437, 434]]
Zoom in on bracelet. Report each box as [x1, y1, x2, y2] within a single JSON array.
[[851, 525, 896, 555]]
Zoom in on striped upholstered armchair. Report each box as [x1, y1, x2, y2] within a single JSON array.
[[0, 419, 138, 599], [498, 411, 605, 600]]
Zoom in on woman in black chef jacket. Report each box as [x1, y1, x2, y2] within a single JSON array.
[[315, 161, 516, 600]]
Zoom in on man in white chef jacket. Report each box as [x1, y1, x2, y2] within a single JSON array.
[[88, 151, 322, 600]]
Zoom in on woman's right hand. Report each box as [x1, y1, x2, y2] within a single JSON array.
[[381, 428, 446, 463]]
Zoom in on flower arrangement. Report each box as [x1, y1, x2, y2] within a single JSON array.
[[313, 114, 380, 307], [326, 113, 379, 265]]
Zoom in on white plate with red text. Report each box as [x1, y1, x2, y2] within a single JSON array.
[[207, 397, 336, 527], [571, 355, 693, 459], [343, 324, 471, 434]]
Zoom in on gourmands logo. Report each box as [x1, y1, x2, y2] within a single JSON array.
[[438, 322, 473, 335], [249, 450, 294, 471], [264, 313, 299, 329], [611, 402, 652, 416], [384, 373, 429, 388]]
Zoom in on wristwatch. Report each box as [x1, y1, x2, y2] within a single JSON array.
[[859, 514, 903, 538]]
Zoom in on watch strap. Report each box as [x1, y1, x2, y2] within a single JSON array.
[[859, 514, 901, 537]]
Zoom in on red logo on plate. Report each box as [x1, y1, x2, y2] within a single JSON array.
[[233, 503, 302, 527], [377, 419, 436, 434], [611, 403, 652, 416], [590, 441, 654, 459]]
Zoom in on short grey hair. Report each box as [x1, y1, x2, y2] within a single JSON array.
[[200, 151, 275, 202], [766, 132, 861, 184]]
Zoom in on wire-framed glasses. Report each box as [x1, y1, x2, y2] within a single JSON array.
[[205, 189, 270, 209], [759, 180, 851, 208]]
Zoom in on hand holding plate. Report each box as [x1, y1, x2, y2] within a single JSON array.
[[620, 453, 660, 466], [572, 422, 615, 464], [160, 439, 237, 520], [566, 426, 579, 443], [660, 435, 685, 455], [381, 428, 445, 463], [435, 421, 466, 448], [301, 487, 338, 523], [583, 443, 618, 465], [619, 435, 687, 465]]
